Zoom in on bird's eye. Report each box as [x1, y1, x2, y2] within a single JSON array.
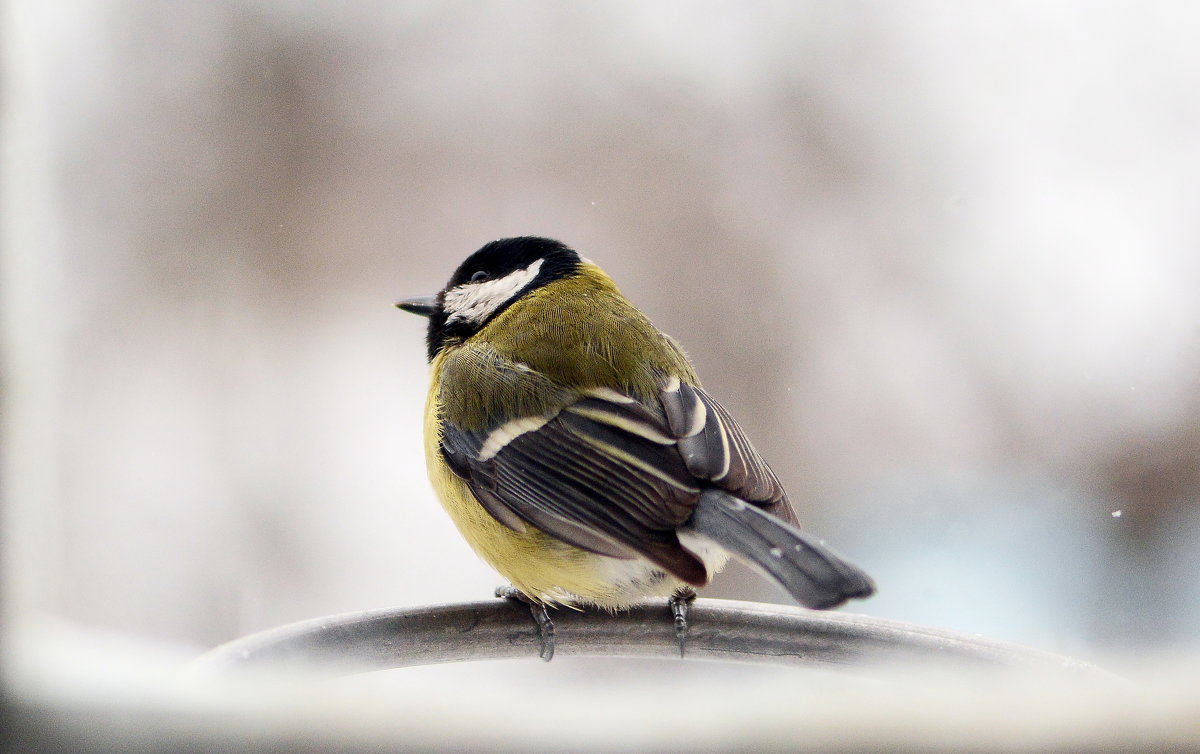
[[470, 271, 488, 282]]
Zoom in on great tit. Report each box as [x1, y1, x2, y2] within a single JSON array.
[[397, 237, 874, 659]]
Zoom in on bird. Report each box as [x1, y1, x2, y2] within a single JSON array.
[[397, 236, 874, 660]]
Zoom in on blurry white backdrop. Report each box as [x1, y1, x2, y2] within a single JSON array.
[[4, 0, 1199, 675]]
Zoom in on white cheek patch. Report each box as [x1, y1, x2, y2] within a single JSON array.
[[443, 259, 544, 326]]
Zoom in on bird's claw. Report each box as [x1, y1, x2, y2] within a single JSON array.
[[496, 585, 556, 662], [668, 587, 697, 658]]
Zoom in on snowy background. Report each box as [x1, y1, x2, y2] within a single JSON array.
[[5, 1, 1199, 671]]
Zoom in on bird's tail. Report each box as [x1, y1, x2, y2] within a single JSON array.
[[686, 489, 875, 609]]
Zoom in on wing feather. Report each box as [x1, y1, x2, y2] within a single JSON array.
[[668, 383, 796, 524], [438, 376, 795, 584]]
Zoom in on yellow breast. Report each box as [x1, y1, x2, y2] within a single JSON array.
[[422, 373, 690, 608]]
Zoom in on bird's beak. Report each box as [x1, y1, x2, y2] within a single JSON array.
[[395, 295, 438, 317]]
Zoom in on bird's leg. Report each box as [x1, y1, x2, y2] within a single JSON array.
[[495, 585, 555, 662], [668, 586, 697, 658]]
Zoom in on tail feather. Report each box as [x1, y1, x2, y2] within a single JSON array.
[[686, 489, 875, 609]]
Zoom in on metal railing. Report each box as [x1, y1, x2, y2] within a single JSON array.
[[192, 597, 1110, 678]]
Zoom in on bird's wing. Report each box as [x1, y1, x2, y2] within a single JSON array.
[[440, 377, 795, 585], [440, 388, 709, 584], [659, 378, 798, 526]]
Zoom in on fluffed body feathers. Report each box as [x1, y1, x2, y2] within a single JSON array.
[[401, 237, 874, 610]]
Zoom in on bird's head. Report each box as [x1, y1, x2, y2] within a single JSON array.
[[397, 236, 585, 361]]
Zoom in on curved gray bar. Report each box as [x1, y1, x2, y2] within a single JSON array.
[[191, 598, 1107, 678]]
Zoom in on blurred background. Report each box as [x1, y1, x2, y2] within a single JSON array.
[[4, 0, 1199, 676]]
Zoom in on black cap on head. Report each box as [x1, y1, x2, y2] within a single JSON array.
[[445, 236, 577, 288]]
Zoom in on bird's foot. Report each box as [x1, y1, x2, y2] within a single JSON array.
[[668, 586, 697, 658], [495, 585, 556, 662]]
